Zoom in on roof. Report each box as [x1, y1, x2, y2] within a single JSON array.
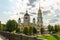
[[18, 18, 20, 20], [24, 10, 29, 16], [33, 18, 35, 20]]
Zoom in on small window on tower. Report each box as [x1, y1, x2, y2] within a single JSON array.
[[38, 19, 39, 21], [25, 17, 27, 19]]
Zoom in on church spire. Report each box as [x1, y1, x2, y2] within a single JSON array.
[[37, 0, 43, 27], [37, 0, 43, 34], [24, 10, 29, 16], [26, 10, 28, 13], [38, 0, 41, 12], [39, 0, 40, 9]]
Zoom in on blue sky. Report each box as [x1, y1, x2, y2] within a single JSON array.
[[0, 0, 60, 26]]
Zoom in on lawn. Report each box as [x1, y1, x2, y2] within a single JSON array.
[[37, 34, 60, 40], [52, 34, 60, 40]]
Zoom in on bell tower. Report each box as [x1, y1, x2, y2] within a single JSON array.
[[24, 10, 30, 24], [37, 8, 43, 27], [37, 0, 43, 34], [37, 0, 43, 27]]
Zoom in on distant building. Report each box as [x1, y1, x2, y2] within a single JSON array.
[[37, 7, 43, 34], [24, 10, 30, 25], [18, 0, 43, 33], [18, 7, 43, 33]]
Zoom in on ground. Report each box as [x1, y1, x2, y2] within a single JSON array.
[[37, 34, 60, 40], [0, 35, 7, 40]]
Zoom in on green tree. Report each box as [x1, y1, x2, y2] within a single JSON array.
[[40, 27, 44, 34], [48, 25, 53, 34], [54, 25, 60, 33], [5, 20, 18, 32], [16, 27, 20, 33], [58, 25, 60, 32], [0, 21, 1, 30], [1, 24, 6, 31], [0, 22, 6, 31], [51, 26, 54, 33], [33, 27, 37, 34], [23, 27, 28, 35], [28, 27, 33, 35]]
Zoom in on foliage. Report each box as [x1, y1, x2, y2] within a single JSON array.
[[23, 26, 37, 35], [0, 21, 1, 30], [1, 24, 6, 31], [54, 25, 60, 33], [23, 27, 28, 35], [48, 25, 54, 34], [40, 27, 45, 34], [28, 26, 33, 35], [16, 27, 20, 33], [11, 30, 16, 34], [5, 20, 18, 32], [0, 24, 6, 31], [33, 27, 37, 34], [37, 35, 57, 40]]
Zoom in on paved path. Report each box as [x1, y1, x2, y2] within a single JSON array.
[[0, 35, 8, 40]]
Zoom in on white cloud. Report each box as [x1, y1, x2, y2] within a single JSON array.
[[9, 0, 14, 2], [8, 0, 60, 26], [2, 11, 13, 15]]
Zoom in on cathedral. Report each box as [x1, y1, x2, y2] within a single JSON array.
[[18, 6, 43, 33]]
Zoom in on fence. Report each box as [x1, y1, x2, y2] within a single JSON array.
[[0, 31, 43, 40]]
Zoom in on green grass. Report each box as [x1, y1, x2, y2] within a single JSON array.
[[37, 35, 57, 40], [52, 34, 60, 40]]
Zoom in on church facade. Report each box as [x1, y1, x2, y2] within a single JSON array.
[[18, 7, 43, 33]]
